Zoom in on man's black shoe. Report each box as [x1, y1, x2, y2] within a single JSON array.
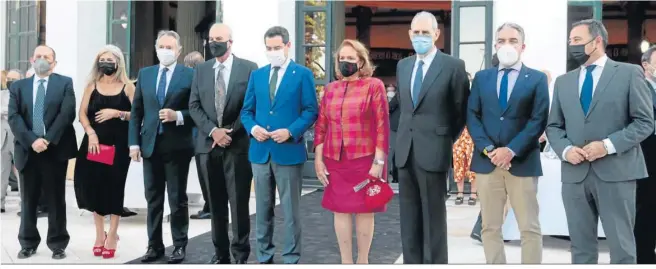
[[52, 249, 66, 260], [168, 246, 186, 264], [260, 259, 273, 264], [190, 210, 211, 219], [17, 248, 36, 259], [208, 255, 230, 264], [121, 207, 137, 217], [141, 247, 164, 263], [236, 260, 247, 264]]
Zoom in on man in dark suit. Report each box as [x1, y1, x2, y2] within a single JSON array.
[[468, 23, 550, 264], [189, 23, 258, 264], [8, 45, 77, 260], [387, 84, 400, 182], [241, 26, 318, 264], [184, 51, 212, 220], [394, 12, 470, 264], [636, 45, 656, 264], [128, 30, 195, 264]]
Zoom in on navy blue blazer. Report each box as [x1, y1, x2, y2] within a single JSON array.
[[466, 65, 550, 177], [128, 64, 194, 158], [7, 74, 78, 170], [240, 60, 319, 165]]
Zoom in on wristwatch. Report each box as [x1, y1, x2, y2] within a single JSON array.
[[483, 145, 495, 156], [373, 159, 385, 165]]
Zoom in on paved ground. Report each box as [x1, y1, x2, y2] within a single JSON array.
[[0, 181, 611, 264]]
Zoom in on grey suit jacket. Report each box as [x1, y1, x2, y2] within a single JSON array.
[[394, 50, 470, 172], [546, 59, 654, 183], [189, 55, 258, 154]]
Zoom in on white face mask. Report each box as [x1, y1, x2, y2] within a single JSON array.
[[157, 49, 177, 66], [496, 44, 520, 67], [266, 49, 287, 67], [649, 64, 656, 78], [387, 92, 396, 98]]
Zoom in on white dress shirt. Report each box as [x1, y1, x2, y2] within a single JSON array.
[[562, 54, 616, 161], [209, 55, 234, 137], [497, 61, 523, 100], [269, 57, 291, 96], [410, 46, 437, 98], [156, 62, 184, 126]]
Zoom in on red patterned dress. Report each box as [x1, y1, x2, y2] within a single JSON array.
[[314, 77, 390, 213]]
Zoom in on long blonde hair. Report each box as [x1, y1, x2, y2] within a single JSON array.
[[85, 45, 131, 88]]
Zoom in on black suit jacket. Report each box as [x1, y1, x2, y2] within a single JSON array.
[[189, 55, 258, 154], [640, 79, 656, 176], [7, 74, 77, 170], [389, 95, 400, 131], [394, 50, 470, 172], [128, 64, 195, 158]]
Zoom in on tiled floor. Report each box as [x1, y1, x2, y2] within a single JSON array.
[[1, 181, 610, 264]]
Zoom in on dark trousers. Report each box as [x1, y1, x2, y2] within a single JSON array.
[[18, 152, 69, 250], [398, 147, 448, 264], [635, 177, 656, 264], [471, 211, 483, 239], [143, 144, 192, 249], [198, 147, 252, 262], [194, 154, 210, 213]]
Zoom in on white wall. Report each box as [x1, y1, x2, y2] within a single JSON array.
[[223, 0, 296, 67], [46, 0, 108, 144], [493, 0, 568, 82], [0, 3, 6, 71]]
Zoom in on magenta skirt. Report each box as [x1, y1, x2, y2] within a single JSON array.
[[321, 154, 387, 213]]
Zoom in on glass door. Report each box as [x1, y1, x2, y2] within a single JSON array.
[[106, 0, 132, 76], [451, 0, 494, 74]]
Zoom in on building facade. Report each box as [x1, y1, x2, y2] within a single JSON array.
[[2, 0, 652, 187]]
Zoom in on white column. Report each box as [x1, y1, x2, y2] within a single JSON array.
[[223, 0, 296, 67], [493, 0, 568, 79], [46, 0, 107, 144], [0, 2, 6, 71]]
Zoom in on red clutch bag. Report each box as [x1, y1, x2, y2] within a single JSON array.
[[86, 144, 115, 165], [355, 174, 394, 210]]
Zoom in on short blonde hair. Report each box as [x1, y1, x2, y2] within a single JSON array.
[[333, 39, 375, 79]]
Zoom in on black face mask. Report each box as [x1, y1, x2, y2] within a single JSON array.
[[339, 61, 359, 78], [569, 39, 596, 65], [210, 41, 229, 58], [98, 62, 117, 76]]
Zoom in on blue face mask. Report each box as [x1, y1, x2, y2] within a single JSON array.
[[411, 35, 433, 55]]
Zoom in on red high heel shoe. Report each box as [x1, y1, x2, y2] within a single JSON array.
[[102, 235, 119, 259], [93, 232, 107, 257]]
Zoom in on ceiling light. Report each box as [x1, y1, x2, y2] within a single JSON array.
[[641, 40, 650, 53]]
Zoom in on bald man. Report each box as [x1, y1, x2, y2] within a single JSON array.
[[9, 45, 77, 260], [189, 23, 258, 264]]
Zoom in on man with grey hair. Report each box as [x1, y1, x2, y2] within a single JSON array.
[[635, 45, 656, 264], [394, 11, 470, 264], [128, 30, 195, 264], [468, 22, 549, 264], [547, 19, 654, 264]]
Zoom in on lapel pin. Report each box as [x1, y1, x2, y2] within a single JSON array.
[[293, 70, 296, 74]]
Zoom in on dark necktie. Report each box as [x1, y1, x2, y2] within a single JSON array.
[[157, 67, 169, 134], [33, 79, 46, 137], [580, 65, 596, 115], [499, 68, 512, 110], [270, 66, 280, 101], [215, 64, 226, 127], [412, 60, 424, 107]]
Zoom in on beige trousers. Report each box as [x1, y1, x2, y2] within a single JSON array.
[[478, 168, 542, 264]]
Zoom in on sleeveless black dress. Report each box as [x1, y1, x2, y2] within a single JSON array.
[[74, 85, 131, 216]]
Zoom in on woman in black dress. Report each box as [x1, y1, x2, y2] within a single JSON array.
[[74, 45, 134, 259]]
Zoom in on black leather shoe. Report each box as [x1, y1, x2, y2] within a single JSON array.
[[17, 248, 36, 259], [141, 247, 165, 263], [208, 255, 230, 264], [190, 210, 211, 219], [121, 207, 137, 217], [52, 249, 66, 260], [236, 260, 247, 264], [168, 246, 186, 264], [260, 259, 273, 264]]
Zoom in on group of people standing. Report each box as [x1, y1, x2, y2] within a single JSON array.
[[2, 9, 655, 265]]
